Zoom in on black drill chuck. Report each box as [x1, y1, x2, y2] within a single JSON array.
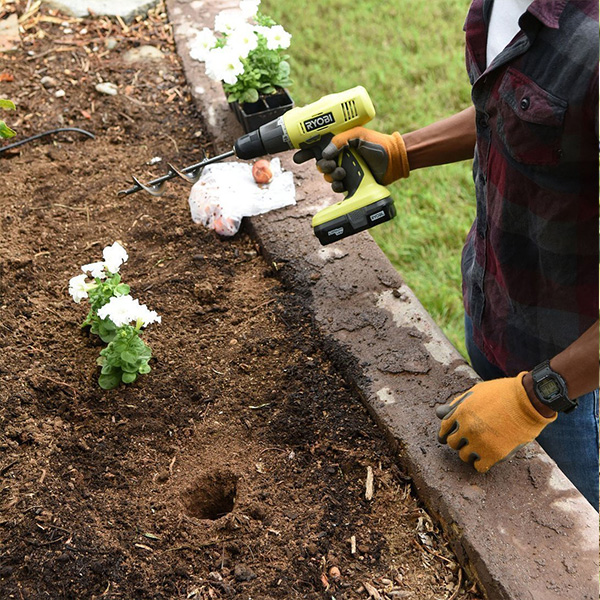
[[234, 118, 292, 160]]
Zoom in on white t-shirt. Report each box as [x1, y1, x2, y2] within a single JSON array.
[[486, 0, 534, 67]]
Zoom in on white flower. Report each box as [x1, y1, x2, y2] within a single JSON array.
[[97, 294, 160, 329], [69, 274, 91, 303], [97, 294, 140, 327], [81, 261, 107, 279], [263, 25, 291, 50], [226, 23, 258, 59], [205, 47, 245, 85], [135, 305, 162, 328], [214, 10, 246, 34], [239, 0, 260, 18], [102, 241, 128, 274], [189, 27, 217, 62]]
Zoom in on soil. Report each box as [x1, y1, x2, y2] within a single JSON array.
[[0, 3, 483, 599]]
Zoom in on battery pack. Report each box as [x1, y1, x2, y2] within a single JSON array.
[[313, 196, 396, 246]]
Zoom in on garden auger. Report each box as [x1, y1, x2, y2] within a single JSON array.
[[119, 86, 396, 246]]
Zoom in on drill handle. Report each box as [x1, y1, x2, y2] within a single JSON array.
[[304, 134, 379, 201]]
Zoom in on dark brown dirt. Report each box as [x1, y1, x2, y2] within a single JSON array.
[[0, 3, 483, 599]]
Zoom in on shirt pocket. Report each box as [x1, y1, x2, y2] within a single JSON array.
[[495, 68, 567, 166]]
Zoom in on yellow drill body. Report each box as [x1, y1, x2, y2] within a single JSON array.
[[234, 86, 396, 245]]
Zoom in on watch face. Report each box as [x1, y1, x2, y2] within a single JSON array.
[[539, 377, 560, 399]]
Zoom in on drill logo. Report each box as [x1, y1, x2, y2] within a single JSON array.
[[304, 112, 335, 133]]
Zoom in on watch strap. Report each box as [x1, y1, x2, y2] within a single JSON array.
[[531, 360, 578, 413]]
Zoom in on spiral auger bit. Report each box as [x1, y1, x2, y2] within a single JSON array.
[[118, 149, 235, 197]]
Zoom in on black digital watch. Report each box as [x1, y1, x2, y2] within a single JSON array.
[[531, 360, 578, 413]]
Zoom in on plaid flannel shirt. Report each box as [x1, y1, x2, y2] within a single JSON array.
[[462, 0, 599, 375]]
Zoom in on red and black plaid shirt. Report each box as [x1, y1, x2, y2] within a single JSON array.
[[461, 0, 599, 375]]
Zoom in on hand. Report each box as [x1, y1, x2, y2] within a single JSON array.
[[293, 127, 410, 193], [436, 373, 557, 473]]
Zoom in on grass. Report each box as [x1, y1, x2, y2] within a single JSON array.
[[261, 0, 474, 357]]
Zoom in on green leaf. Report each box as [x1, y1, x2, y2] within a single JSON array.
[[138, 364, 151, 375], [114, 283, 130, 296], [0, 121, 15, 139], [121, 372, 137, 384], [278, 61, 290, 78], [0, 100, 15, 110], [243, 88, 260, 104], [120, 350, 137, 364], [99, 372, 121, 390]]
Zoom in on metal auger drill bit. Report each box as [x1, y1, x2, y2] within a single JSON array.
[[118, 149, 236, 197]]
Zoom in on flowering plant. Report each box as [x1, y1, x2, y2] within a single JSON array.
[[190, 0, 292, 104], [69, 242, 161, 390]]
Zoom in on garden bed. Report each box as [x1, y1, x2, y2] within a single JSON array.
[[0, 3, 481, 599]]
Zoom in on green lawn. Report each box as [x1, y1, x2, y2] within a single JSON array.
[[261, 0, 474, 357]]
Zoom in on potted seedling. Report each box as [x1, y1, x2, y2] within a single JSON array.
[[189, 0, 294, 132]]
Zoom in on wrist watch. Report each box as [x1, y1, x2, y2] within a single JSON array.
[[531, 360, 578, 413]]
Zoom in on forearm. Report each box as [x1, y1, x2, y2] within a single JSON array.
[[403, 106, 477, 170], [523, 320, 599, 417]]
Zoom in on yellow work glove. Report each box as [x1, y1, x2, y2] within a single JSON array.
[[293, 127, 410, 193], [436, 373, 557, 473]]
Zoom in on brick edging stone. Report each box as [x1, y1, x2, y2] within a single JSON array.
[[166, 2, 599, 598]]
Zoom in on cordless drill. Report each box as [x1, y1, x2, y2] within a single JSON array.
[[121, 87, 395, 246], [234, 86, 395, 245]]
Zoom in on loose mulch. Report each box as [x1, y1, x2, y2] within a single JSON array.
[[0, 2, 483, 599]]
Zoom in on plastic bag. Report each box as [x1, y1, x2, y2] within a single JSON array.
[[188, 158, 296, 236]]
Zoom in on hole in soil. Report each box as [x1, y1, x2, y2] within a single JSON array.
[[182, 471, 239, 520]]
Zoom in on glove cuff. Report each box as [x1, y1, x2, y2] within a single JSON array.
[[515, 372, 558, 426], [385, 132, 410, 184]]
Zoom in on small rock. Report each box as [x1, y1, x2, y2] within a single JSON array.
[[329, 566, 341, 580], [122, 45, 165, 63], [41, 76, 58, 88], [105, 37, 118, 50], [208, 571, 223, 582], [95, 82, 118, 96], [234, 564, 256, 582], [194, 281, 215, 303], [154, 470, 170, 483], [54, 89, 66, 98], [0, 14, 20, 53]]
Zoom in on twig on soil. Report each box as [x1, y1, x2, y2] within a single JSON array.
[[249, 298, 276, 313], [123, 94, 151, 108], [363, 581, 382, 599], [448, 568, 463, 600], [0, 461, 17, 476], [258, 447, 286, 456], [25, 47, 81, 61], [411, 538, 455, 565], [365, 466, 374, 501], [37, 374, 78, 398], [115, 15, 130, 33], [165, 134, 179, 154], [350, 535, 357, 555], [53, 203, 89, 213], [168, 455, 176, 475]]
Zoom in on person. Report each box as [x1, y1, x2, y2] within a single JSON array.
[[294, 0, 599, 509]]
